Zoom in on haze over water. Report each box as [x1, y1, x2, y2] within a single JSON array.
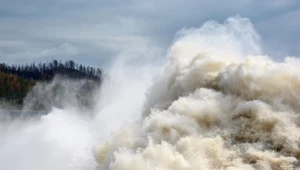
[[1, 17, 300, 170]]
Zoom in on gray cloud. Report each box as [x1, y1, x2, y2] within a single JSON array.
[[0, 0, 300, 67]]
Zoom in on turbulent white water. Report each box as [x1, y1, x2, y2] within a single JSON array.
[[1, 16, 300, 170], [95, 17, 300, 170]]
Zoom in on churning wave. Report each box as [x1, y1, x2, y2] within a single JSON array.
[[1, 16, 300, 170], [94, 17, 300, 170]]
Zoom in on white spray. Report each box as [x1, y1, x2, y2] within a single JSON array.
[[94, 17, 300, 170], [0, 58, 158, 170], [1, 16, 300, 170]]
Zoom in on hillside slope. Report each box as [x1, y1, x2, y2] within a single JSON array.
[[0, 60, 102, 109]]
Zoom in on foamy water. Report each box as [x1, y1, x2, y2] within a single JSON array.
[[1, 16, 300, 170], [95, 17, 300, 170]]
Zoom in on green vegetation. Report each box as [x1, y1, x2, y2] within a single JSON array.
[[0, 72, 35, 106], [0, 60, 102, 108]]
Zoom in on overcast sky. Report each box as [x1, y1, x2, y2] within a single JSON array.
[[0, 0, 300, 68]]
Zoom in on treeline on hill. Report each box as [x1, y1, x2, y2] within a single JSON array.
[[0, 60, 102, 81], [0, 60, 102, 108]]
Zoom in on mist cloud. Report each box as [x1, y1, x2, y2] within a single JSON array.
[[94, 16, 300, 170]]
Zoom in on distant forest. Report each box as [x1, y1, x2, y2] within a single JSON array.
[[0, 60, 102, 81], [0, 60, 103, 107]]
